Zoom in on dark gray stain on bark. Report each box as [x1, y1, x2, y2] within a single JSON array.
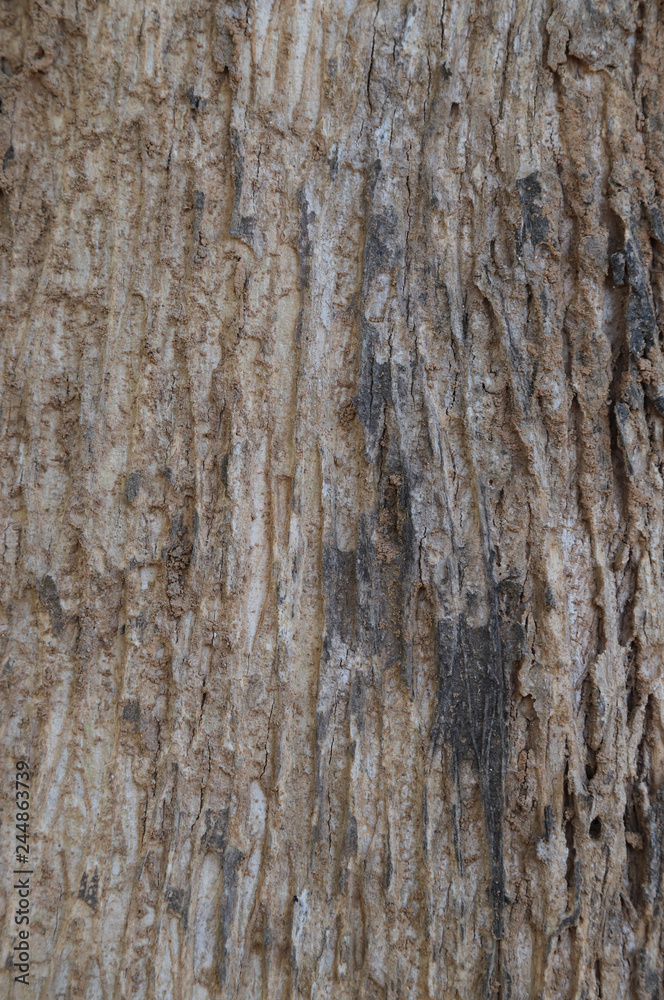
[[321, 546, 357, 647], [121, 698, 140, 730], [125, 471, 141, 502], [297, 188, 314, 291], [77, 869, 99, 911], [516, 172, 549, 250], [38, 575, 64, 634], [322, 444, 415, 676], [166, 885, 190, 928], [624, 240, 657, 356], [648, 202, 664, 245], [200, 808, 245, 986], [432, 593, 524, 942], [362, 209, 400, 288], [201, 808, 230, 855], [354, 323, 391, 458], [229, 127, 255, 244], [216, 845, 244, 986], [610, 250, 626, 285]]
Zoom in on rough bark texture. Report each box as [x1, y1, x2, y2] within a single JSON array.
[[2, 0, 664, 997]]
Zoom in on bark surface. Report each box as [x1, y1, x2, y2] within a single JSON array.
[[1, 0, 664, 998]]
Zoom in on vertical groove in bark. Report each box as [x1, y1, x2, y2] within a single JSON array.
[[1, 1, 664, 998]]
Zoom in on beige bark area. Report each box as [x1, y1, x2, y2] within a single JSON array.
[[1, 0, 664, 997]]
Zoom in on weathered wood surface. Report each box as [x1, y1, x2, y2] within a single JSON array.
[[1, 0, 663, 997]]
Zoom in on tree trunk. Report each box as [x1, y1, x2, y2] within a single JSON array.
[[2, 0, 663, 997]]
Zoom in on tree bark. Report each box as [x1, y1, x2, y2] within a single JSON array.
[[1, 0, 664, 997]]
